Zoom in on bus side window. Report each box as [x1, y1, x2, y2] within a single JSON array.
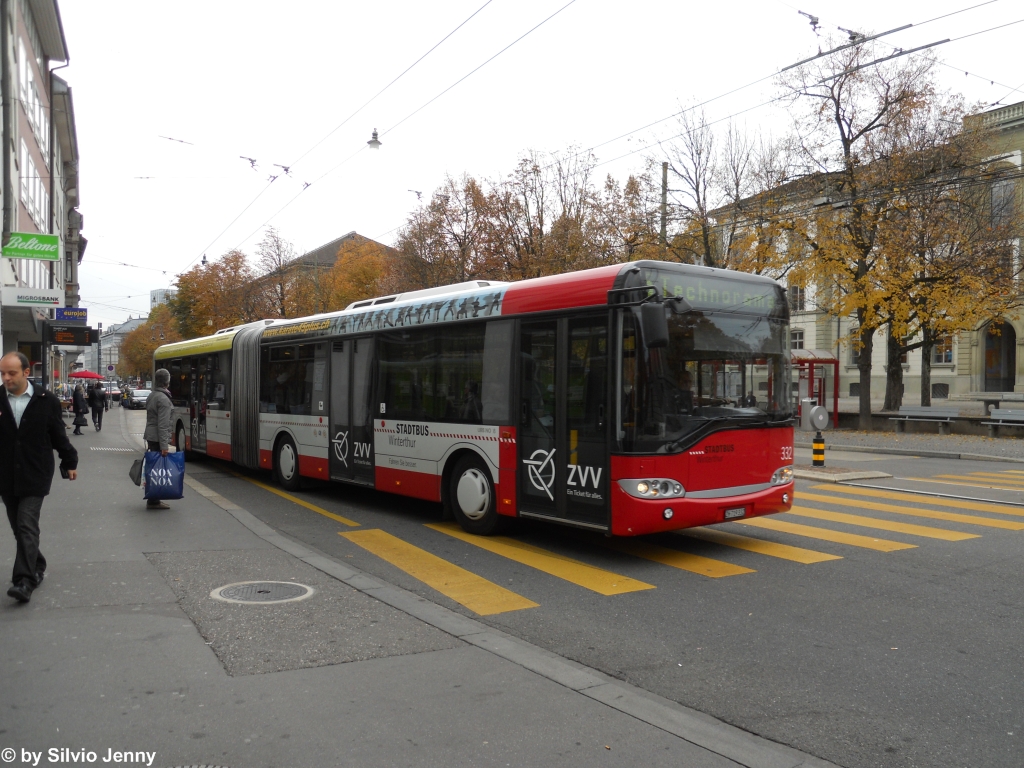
[[168, 359, 185, 406], [482, 320, 512, 423], [438, 323, 485, 424]]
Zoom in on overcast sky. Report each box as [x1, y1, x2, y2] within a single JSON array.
[[57, 0, 1022, 329]]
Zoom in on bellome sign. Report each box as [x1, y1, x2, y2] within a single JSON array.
[[2, 232, 60, 261]]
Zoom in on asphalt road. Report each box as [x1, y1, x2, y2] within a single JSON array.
[[137, 412, 1024, 768]]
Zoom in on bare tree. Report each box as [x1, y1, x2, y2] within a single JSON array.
[[663, 108, 721, 266], [256, 226, 297, 317]]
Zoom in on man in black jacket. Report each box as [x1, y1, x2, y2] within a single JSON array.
[[87, 380, 107, 431], [0, 352, 78, 603]]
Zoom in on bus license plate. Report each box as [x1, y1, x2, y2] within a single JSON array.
[[724, 507, 746, 519]]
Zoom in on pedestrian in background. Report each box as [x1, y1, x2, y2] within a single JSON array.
[[87, 380, 107, 431], [143, 368, 174, 510], [0, 352, 78, 604], [71, 384, 88, 435]]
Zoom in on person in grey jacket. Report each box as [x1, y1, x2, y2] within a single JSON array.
[[143, 368, 175, 510]]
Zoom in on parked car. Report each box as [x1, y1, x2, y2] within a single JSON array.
[[104, 382, 122, 405], [127, 389, 151, 409]]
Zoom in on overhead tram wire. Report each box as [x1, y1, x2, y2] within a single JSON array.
[[593, 14, 1024, 172], [176, 0, 499, 277], [557, 0, 1007, 172], [381, 0, 579, 139], [289, 0, 498, 168], [225, 0, 581, 253]]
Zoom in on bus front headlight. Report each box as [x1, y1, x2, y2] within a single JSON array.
[[771, 466, 794, 485], [619, 479, 685, 499]]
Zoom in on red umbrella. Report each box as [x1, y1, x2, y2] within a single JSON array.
[[69, 370, 104, 380]]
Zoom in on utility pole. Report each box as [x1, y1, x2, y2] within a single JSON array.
[[96, 322, 102, 375], [660, 161, 668, 255]]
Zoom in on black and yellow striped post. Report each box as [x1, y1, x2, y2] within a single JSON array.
[[812, 431, 825, 467]]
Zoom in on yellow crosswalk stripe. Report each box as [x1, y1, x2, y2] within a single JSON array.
[[340, 529, 538, 615], [426, 522, 654, 595], [601, 537, 755, 578], [786, 506, 979, 541], [931, 473, 1024, 486], [902, 477, 1024, 493], [798, 491, 1024, 530], [684, 526, 841, 564], [962, 472, 1024, 484], [811, 484, 1024, 517], [236, 473, 360, 526], [734, 517, 917, 552]]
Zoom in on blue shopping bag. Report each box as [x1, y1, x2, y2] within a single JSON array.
[[143, 450, 185, 501]]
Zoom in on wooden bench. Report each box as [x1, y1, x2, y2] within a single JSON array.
[[981, 409, 1024, 437], [889, 405, 960, 435]]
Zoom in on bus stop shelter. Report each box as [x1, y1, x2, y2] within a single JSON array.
[[792, 349, 839, 429]]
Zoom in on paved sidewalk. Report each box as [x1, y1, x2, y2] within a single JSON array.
[[0, 406, 836, 768]]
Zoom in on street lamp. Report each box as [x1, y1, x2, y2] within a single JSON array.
[[367, 129, 382, 150]]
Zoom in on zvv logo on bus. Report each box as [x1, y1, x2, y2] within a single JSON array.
[[333, 430, 371, 467], [332, 431, 349, 466], [523, 449, 602, 501]]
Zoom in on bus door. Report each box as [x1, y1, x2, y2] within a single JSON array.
[[329, 337, 375, 485], [191, 357, 208, 453], [519, 315, 610, 529]]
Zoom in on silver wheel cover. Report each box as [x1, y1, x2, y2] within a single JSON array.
[[456, 468, 491, 521], [177, 427, 186, 452], [279, 443, 297, 481]]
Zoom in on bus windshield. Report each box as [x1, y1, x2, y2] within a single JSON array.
[[617, 307, 793, 454]]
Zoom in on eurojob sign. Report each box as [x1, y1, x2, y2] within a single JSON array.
[[1, 232, 60, 261], [56, 307, 87, 322]]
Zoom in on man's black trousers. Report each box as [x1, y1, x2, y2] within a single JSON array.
[[91, 405, 103, 428], [3, 495, 45, 587]]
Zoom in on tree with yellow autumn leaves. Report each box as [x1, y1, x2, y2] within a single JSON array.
[[117, 304, 182, 380]]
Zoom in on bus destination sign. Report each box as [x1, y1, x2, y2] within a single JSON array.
[[47, 324, 98, 346]]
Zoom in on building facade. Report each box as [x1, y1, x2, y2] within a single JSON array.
[[0, 0, 83, 382], [82, 315, 145, 378], [737, 101, 1024, 407], [150, 288, 176, 309]]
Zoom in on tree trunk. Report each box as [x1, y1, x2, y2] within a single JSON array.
[[857, 324, 874, 430], [882, 323, 904, 411], [920, 326, 933, 407]]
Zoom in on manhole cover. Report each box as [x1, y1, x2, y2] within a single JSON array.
[[210, 581, 314, 604]]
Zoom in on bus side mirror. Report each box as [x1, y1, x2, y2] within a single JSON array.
[[641, 302, 669, 348]]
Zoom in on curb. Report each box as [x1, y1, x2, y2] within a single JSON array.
[[793, 468, 892, 483], [795, 441, 1024, 464]]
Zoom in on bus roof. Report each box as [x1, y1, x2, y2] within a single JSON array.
[[157, 261, 785, 350], [154, 328, 239, 358]]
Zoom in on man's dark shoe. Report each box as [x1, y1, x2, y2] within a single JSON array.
[[34, 572, 44, 587], [146, 501, 171, 510], [7, 583, 31, 603]]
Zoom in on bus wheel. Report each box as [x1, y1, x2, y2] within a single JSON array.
[[175, 424, 192, 460], [450, 455, 500, 535], [275, 436, 301, 491]]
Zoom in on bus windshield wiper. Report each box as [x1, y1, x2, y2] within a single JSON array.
[[664, 417, 735, 453]]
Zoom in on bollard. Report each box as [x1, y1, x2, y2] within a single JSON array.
[[812, 431, 825, 467]]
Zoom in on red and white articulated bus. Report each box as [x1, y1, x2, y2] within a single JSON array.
[[153, 260, 795, 536]]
